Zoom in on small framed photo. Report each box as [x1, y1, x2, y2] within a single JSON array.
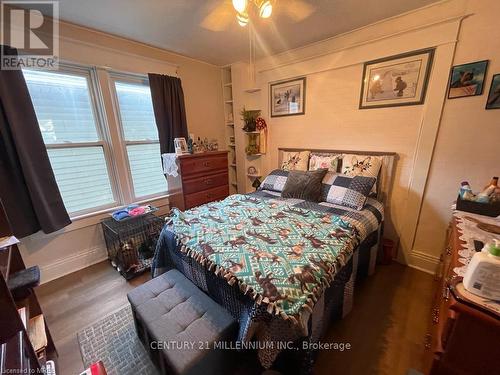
[[270, 77, 306, 117], [485, 74, 500, 110], [359, 48, 434, 109], [448, 60, 489, 99], [174, 137, 188, 155]]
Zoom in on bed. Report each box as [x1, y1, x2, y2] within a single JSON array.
[[152, 148, 396, 371]]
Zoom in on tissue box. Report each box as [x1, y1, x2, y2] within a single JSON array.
[[456, 195, 500, 217]]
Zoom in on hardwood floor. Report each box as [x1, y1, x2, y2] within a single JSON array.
[[315, 263, 434, 375], [36, 261, 151, 375], [37, 261, 434, 375]]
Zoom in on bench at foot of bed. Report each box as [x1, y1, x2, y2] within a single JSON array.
[[127, 269, 238, 375]]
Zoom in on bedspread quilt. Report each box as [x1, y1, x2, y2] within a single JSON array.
[[168, 193, 359, 324]]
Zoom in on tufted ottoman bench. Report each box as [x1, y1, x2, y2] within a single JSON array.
[[127, 269, 237, 375]]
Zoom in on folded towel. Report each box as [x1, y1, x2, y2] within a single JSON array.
[[129, 207, 146, 216], [112, 209, 130, 221]]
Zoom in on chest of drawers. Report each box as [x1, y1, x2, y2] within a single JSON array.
[[425, 215, 500, 374], [178, 151, 229, 210]]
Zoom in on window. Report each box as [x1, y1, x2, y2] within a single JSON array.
[[112, 79, 167, 199], [23, 68, 117, 215], [23, 64, 169, 217]]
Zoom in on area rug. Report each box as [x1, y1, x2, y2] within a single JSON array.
[[77, 305, 159, 375]]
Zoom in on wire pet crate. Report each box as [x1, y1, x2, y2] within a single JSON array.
[[101, 213, 165, 280]]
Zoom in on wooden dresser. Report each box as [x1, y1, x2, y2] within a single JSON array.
[[178, 151, 230, 210], [426, 214, 500, 374]]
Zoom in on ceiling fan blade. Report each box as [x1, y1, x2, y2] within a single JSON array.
[[200, 1, 234, 32], [282, 0, 316, 22]]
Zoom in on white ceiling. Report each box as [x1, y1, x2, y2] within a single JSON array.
[[53, 0, 440, 66]]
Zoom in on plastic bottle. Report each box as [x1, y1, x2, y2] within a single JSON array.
[[459, 181, 475, 201], [463, 240, 500, 300]]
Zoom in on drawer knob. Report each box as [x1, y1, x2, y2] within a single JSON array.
[[203, 161, 211, 167], [442, 286, 450, 301], [205, 179, 213, 185]]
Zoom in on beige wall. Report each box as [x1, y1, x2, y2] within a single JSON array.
[[17, 0, 499, 281], [413, 0, 500, 258], [18, 21, 225, 283], [230, 0, 498, 273]]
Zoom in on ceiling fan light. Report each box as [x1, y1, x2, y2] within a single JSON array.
[[232, 0, 248, 13], [259, 1, 272, 18], [236, 12, 249, 27]]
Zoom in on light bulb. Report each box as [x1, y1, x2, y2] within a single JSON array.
[[232, 0, 248, 13], [237, 12, 249, 27], [259, 1, 272, 18]]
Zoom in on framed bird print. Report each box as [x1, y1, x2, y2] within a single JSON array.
[[270, 77, 306, 117], [447, 60, 489, 99], [359, 49, 434, 109]]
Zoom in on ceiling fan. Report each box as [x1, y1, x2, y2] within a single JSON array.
[[201, 0, 316, 31]]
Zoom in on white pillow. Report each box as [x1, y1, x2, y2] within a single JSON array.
[[341, 154, 382, 178], [281, 151, 310, 171], [308, 153, 341, 172], [341, 154, 382, 195]]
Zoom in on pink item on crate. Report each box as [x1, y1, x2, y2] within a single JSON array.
[[129, 207, 146, 216]]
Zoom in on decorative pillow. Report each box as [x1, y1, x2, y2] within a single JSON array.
[[308, 153, 341, 172], [341, 154, 382, 178], [322, 173, 376, 210], [281, 151, 310, 171], [282, 169, 328, 202], [341, 154, 382, 195], [259, 169, 289, 192]]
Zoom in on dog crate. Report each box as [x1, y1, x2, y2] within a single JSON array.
[[101, 213, 165, 279]]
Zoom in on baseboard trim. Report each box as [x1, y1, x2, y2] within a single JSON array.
[[39, 246, 108, 284], [409, 250, 440, 275]]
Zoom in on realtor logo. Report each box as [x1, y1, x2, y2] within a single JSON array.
[[1, 1, 59, 69]]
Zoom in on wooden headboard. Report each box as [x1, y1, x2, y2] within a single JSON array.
[[278, 148, 397, 204]]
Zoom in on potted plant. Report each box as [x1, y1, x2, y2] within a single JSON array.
[[240, 107, 261, 132]]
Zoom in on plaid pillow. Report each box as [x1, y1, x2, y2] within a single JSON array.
[[322, 173, 376, 210], [259, 169, 289, 192]]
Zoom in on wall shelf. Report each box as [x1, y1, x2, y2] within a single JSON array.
[[222, 65, 237, 193], [244, 87, 261, 93]]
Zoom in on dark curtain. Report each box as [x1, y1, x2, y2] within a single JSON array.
[[148, 73, 188, 153], [0, 46, 71, 237]]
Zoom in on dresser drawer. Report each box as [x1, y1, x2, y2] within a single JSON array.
[[183, 172, 228, 195], [184, 185, 229, 209], [180, 154, 228, 177]]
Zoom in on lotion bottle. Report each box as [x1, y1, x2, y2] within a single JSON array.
[[463, 240, 500, 301]]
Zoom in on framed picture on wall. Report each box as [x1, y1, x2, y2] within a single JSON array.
[[359, 48, 435, 109], [270, 77, 306, 117], [485, 74, 500, 110], [448, 60, 489, 99]]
